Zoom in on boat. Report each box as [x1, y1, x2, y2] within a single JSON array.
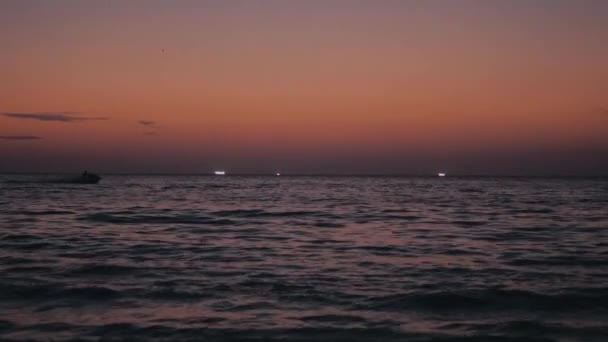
[[59, 171, 102, 184], [214, 171, 226, 176], [438, 172, 446, 177]]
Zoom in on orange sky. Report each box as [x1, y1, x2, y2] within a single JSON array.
[[1, 1, 607, 174]]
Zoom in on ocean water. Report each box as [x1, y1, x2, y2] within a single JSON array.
[[1, 175, 607, 341]]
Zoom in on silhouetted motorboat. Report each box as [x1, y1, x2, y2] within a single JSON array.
[[57, 171, 101, 184]]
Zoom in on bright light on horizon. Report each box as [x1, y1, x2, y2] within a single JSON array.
[[214, 171, 226, 176]]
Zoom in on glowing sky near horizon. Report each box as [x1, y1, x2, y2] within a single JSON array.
[[1, 0, 607, 174]]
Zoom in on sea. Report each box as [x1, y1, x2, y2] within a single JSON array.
[[0, 175, 607, 341]]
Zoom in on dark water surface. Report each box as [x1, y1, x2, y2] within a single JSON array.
[[1, 175, 607, 341]]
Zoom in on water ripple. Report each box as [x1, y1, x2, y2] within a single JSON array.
[[0, 175, 606, 341]]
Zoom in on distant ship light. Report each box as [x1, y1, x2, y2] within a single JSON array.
[[214, 171, 226, 175], [438, 173, 446, 177]]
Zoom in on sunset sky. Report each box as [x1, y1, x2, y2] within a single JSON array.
[[1, 0, 607, 175]]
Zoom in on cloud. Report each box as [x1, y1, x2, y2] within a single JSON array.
[[0, 135, 43, 140], [139, 120, 159, 136], [138, 120, 157, 127], [2, 112, 107, 122]]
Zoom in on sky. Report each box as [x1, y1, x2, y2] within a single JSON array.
[[1, 0, 607, 175]]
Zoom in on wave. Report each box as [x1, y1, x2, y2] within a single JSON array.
[[0, 280, 275, 304], [508, 257, 608, 267], [161, 185, 199, 190], [212, 209, 330, 218], [0, 320, 14, 334], [68, 264, 140, 276], [358, 288, 608, 312], [300, 314, 369, 323], [314, 221, 344, 228], [3, 242, 54, 250], [78, 212, 237, 225], [0, 256, 35, 265], [459, 188, 485, 193], [451, 220, 486, 227], [509, 208, 555, 214], [3, 210, 74, 216], [354, 214, 421, 221], [0, 282, 214, 304], [141, 288, 216, 301], [467, 319, 608, 337], [224, 302, 278, 312], [1, 234, 39, 241], [0, 282, 120, 302], [2, 266, 53, 274], [0, 323, 565, 342]]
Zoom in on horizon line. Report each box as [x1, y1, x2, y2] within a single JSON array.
[[0, 172, 606, 178]]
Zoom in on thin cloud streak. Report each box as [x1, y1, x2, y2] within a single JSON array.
[[0, 135, 43, 140], [2, 112, 107, 122], [139, 120, 159, 136], [138, 120, 157, 127]]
